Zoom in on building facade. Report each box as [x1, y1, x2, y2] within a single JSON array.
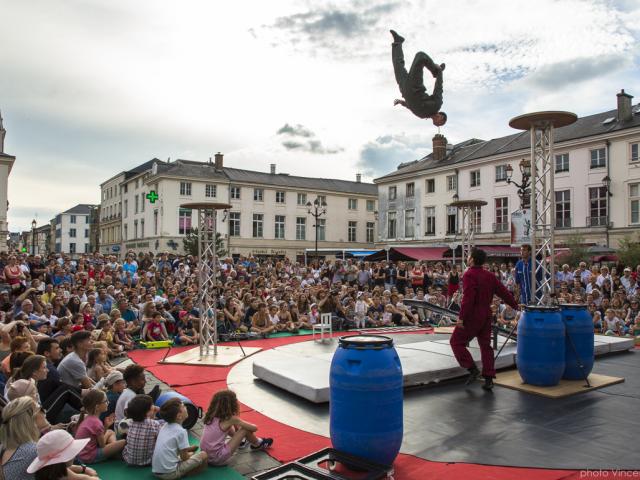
[[54, 204, 97, 256], [0, 111, 16, 252], [375, 90, 640, 250], [100, 155, 378, 260]]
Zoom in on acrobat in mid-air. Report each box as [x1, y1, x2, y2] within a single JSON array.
[[390, 30, 447, 126]]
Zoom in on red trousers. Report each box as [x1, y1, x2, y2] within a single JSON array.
[[449, 317, 495, 378]]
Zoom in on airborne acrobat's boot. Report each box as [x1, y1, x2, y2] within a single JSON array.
[[390, 29, 405, 44]]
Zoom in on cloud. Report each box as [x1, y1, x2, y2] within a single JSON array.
[[276, 123, 343, 154], [357, 133, 432, 178]]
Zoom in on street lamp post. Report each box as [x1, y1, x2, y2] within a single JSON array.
[[505, 159, 532, 210], [31, 219, 37, 255], [306, 198, 327, 267]]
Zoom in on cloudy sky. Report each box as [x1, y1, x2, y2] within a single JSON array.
[[2, 0, 639, 231]]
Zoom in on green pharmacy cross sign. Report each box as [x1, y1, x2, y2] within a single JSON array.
[[146, 191, 159, 204]]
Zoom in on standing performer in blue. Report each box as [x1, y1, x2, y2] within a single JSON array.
[[514, 244, 543, 305]]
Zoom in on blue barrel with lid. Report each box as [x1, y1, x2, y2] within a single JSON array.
[[330, 335, 403, 466], [560, 304, 594, 380], [516, 306, 565, 386]]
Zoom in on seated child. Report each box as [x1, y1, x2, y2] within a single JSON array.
[[298, 303, 319, 330], [174, 311, 199, 346], [75, 389, 126, 464], [86, 348, 112, 382], [97, 317, 123, 357], [152, 398, 208, 479], [101, 371, 125, 423], [592, 311, 603, 333], [268, 305, 283, 332], [380, 304, 395, 327], [604, 309, 624, 336], [113, 318, 134, 350], [201, 389, 273, 466], [145, 312, 169, 342], [123, 394, 163, 467]]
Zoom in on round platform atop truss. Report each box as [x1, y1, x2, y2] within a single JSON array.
[[509, 111, 577, 130], [179, 202, 232, 210], [449, 199, 488, 208]]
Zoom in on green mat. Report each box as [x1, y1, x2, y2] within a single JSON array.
[[267, 329, 314, 338], [93, 436, 244, 480]]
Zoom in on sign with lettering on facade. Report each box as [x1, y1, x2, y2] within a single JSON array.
[[112, 245, 121, 252]]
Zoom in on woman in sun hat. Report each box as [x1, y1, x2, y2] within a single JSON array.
[[27, 429, 99, 479]]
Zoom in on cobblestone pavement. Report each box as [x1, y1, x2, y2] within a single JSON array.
[[113, 356, 281, 478]]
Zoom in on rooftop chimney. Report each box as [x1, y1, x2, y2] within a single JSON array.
[[214, 152, 223, 171], [617, 89, 633, 123], [270, 163, 276, 174], [356, 173, 362, 183], [432, 134, 447, 162]]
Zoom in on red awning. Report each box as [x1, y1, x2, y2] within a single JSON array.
[[592, 254, 618, 262], [392, 247, 448, 261], [480, 245, 521, 257]]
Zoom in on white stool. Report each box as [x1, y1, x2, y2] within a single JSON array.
[[313, 313, 333, 343]]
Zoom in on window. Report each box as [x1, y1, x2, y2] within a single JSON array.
[[69, 243, 76, 254], [555, 190, 571, 228], [555, 153, 569, 173], [84, 244, 90, 254], [446, 175, 457, 191], [124, 199, 128, 218], [154, 210, 158, 235], [178, 208, 192, 235], [470, 170, 481, 187], [135, 179, 139, 189], [141, 192, 145, 212], [404, 209, 415, 238], [630, 183, 640, 224], [631, 143, 639, 162], [276, 191, 286, 204], [134, 195, 139, 214], [252, 214, 263, 238], [406, 182, 415, 198], [229, 212, 240, 237], [70, 215, 76, 224], [588, 187, 607, 226], [317, 195, 327, 205], [179, 182, 192, 196], [472, 205, 482, 233], [69, 228, 76, 238], [590, 148, 606, 169], [254, 188, 264, 202], [348, 221, 357, 242], [366, 222, 375, 243], [366, 199, 375, 212], [140, 219, 145, 239], [388, 186, 397, 201], [425, 207, 436, 236], [123, 224, 128, 241], [495, 165, 508, 182], [123, 184, 127, 194], [274, 215, 285, 239], [205, 184, 217, 198], [84, 229, 89, 238], [494, 197, 509, 232], [446, 206, 458, 235], [315, 218, 326, 241], [230, 186, 241, 200], [388, 212, 397, 238], [296, 217, 306, 240], [297, 193, 307, 206], [85, 215, 89, 223], [134, 220, 138, 239], [348, 198, 358, 210], [425, 179, 435, 193]]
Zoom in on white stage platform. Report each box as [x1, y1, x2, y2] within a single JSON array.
[[251, 334, 634, 403], [161, 345, 262, 366]]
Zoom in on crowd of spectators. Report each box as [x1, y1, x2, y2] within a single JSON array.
[[0, 248, 639, 478]]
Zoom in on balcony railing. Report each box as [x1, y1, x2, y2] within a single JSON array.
[[493, 222, 509, 233], [586, 216, 608, 227]]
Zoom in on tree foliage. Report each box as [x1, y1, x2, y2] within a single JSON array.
[[182, 228, 227, 258], [616, 234, 640, 269]]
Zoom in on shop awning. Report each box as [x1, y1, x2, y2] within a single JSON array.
[[480, 245, 522, 257], [363, 247, 448, 262]]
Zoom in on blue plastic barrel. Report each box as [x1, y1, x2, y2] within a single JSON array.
[[155, 391, 202, 429], [560, 304, 594, 380], [517, 306, 565, 386], [330, 335, 403, 466]]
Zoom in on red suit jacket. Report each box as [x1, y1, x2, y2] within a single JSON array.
[[459, 266, 518, 329]]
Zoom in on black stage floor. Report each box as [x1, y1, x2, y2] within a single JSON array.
[[248, 334, 640, 470]]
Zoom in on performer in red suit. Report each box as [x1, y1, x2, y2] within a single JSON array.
[[450, 248, 519, 390]]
